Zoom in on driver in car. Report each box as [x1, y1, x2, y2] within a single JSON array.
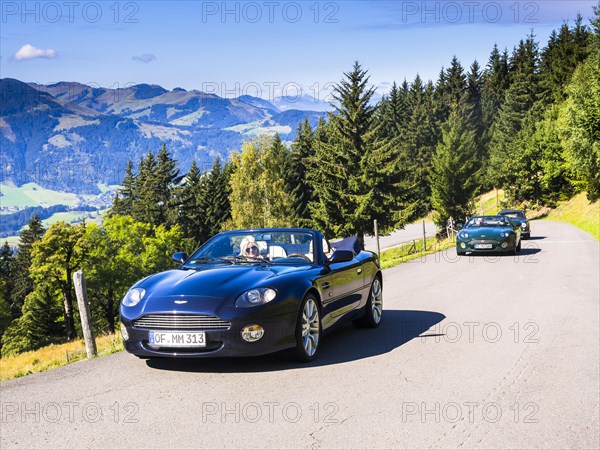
[[239, 236, 261, 258]]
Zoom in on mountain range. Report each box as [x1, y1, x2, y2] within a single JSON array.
[[0, 78, 330, 193]]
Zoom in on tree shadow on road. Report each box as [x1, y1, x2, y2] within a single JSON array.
[[146, 310, 445, 373]]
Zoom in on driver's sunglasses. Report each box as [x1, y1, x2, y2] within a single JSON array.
[[245, 246, 259, 253]]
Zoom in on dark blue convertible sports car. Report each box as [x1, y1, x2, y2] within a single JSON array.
[[119, 228, 383, 362]]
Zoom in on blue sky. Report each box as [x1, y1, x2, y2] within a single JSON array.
[[1, 1, 596, 100]]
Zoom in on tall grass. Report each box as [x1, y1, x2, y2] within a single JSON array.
[[380, 236, 454, 269], [0, 334, 123, 382], [543, 192, 600, 241]]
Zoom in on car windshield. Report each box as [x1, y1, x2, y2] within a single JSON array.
[[466, 216, 511, 228], [500, 211, 524, 219], [184, 231, 316, 267]]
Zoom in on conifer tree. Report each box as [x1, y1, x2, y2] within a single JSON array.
[[10, 215, 45, 315], [488, 34, 542, 194], [204, 157, 232, 238], [179, 160, 205, 245], [1, 286, 62, 356], [133, 150, 158, 224], [155, 143, 182, 228], [430, 101, 481, 226], [0, 242, 14, 346], [400, 75, 438, 218], [558, 5, 600, 200], [481, 44, 510, 132], [111, 160, 136, 216], [290, 119, 315, 226], [443, 56, 467, 110], [308, 62, 411, 245], [379, 81, 409, 139], [540, 16, 591, 103]]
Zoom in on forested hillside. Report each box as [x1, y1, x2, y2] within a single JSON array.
[[0, 8, 598, 356]]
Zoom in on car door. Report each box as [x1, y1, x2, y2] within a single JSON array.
[[320, 246, 364, 329]]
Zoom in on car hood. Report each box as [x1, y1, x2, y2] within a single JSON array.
[[137, 263, 311, 301], [462, 227, 511, 238]]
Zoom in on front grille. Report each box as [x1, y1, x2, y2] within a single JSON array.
[[133, 314, 231, 330]]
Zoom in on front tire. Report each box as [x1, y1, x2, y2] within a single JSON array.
[[353, 277, 383, 328], [292, 295, 321, 362]]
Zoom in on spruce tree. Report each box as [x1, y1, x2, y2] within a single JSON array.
[[558, 6, 600, 200], [10, 215, 45, 315], [1, 286, 62, 356], [111, 160, 136, 216], [401, 75, 438, 218], [0, 242, 14, 346], [379, 81, 409, 139], [290, 119, 315, 226], [132, 151, 157, 223], [444, 56, 467, 110], [540, 17, 591, 103], [155, 143, 182, 228], [308, 62, 411, 245], [179, 160, 205, 245], [488, 34, 542, 195], [481, 44, 510, 132], [430, 101, 481, 226], [204, 157, 232, 238]]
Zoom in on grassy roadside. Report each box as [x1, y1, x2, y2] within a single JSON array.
[[380, 235, 454, 269], [541, 192, 599, 241], [0, 334, 123, 382]]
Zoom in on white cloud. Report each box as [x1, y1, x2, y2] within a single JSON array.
[[13, 44, 57, 61], [132, 54, 157, 63]]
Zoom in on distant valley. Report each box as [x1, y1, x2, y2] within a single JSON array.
[[0, 78, 330, 194]]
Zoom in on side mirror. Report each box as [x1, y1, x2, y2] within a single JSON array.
[[172, 252, 188, 264], [328, 250, 354, 264]]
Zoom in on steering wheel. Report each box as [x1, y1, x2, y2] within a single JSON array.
[[286, 254, 312, 262]]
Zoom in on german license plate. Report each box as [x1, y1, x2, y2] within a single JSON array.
[[475, 244, 493, 249], [148, 331, 206, 347]]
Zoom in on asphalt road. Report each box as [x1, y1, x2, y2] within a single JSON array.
[[363, 221, 437, 252], [1, 221, 598, 449]]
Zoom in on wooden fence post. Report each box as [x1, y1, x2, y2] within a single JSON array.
[[374, 219, 381, 258], [73, 270, 97, 358]]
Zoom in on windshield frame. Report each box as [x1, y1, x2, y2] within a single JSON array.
[[499, 210, 525, 219], [465, 216, 514, 228], [182, 229, 321, 268]]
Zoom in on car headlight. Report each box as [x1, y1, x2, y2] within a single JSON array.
[[122, 288, 145, 307], [521, 223, 526, 228], [500, 232, 511, 238], [459, 232, 469, 239], [235, 288, 277, 308]]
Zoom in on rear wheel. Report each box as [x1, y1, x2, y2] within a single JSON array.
[[353, 277, 383, 328], [292, 295, 321, 362]]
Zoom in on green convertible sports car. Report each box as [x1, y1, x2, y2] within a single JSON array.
[[456, 215, 522, 256]]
